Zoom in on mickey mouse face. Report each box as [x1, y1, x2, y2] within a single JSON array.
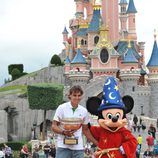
[[102, 109, 123, 121], [98, 108, 127, 132]]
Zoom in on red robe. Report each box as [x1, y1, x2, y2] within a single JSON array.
[[90, 126, 137, 158]]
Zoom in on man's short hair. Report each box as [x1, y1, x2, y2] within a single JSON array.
[[68, 85, 83, 97]]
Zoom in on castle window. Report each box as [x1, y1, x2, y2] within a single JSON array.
[[81, 39, 84, 45], [132, 86, 135, 92], [85, 40, 87, 45], [100, 48, 109, 63], [94, 36, 99, 44], [76, 68, 80, 72]]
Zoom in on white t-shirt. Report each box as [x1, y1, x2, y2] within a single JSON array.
[[0, 150, 5, 157], [53, 101, 89, 150]]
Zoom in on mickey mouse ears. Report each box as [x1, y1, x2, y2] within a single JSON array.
[[86, 77, 134, 115]]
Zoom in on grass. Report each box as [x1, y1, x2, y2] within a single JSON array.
[[0, 85, 27, 95]]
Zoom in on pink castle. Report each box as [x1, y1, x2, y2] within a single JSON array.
[[61, 0, 158, 117]]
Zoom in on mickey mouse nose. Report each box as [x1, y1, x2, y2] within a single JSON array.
[[112, 116, 118, 122]]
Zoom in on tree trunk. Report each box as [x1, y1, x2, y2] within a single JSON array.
[[42, 110, 47, 140]]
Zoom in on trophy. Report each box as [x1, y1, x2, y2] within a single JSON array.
[[60, 117, 83, 145]]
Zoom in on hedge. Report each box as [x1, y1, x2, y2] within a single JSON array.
[[27, 83, 64, 110]]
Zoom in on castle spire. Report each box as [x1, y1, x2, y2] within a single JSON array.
[[127, 0, 137, 41], [154, 29, 157, 41], [126, 0, 137, 14], [147, 30, 158, 67]]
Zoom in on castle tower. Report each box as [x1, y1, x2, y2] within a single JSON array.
[[102, 0, 119, 43], [126, 0, 137, 41], [68, 44, 89, 87], [119, 41, 140, 96], [83, 0, 93, 21], [87, 4, 101, 51], [119, 0, 128, 39], [64, 56, 71, 76], [147, 31, 158, 118], [74, 0, 84, 18], [76, 20, 89, 56], [89, 21, 120, 78], [62, 26, 69, 44]]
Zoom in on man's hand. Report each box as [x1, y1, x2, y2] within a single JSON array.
[[63, 130, 76, 137]]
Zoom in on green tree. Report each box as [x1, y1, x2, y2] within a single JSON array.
[[50, 54, 62, 66], [11, 68, 21, 80], [27, 83, 64, 140], [8, 64, 24, 75]]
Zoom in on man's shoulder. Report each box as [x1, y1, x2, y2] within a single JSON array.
[[78, 105, 87, 112], [58, 102, 70, 109]]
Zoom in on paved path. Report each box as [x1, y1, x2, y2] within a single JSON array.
[[133, 128, 158, 157]]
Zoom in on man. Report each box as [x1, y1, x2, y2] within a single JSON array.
[[52, 85, 98, 158], [43, 143, 50, 158], [137, 134, 143, 150]]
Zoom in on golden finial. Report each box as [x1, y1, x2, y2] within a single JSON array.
[[77, 40, 81, 49], [154, 29, 157, 41], [128, 39, 131, 48], [93, 0, 101, 9]]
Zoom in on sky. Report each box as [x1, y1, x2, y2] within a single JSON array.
[[0, 0, 158, 86]]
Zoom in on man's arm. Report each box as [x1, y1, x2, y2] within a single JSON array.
[[82, 124, 98, 146], [52, 120, 63, 135]]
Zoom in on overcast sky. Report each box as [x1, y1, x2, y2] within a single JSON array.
[[0, 0, 158, 86]]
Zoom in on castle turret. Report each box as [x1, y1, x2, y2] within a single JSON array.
[[87, 4, 101, 51], [119, 0, 128, 39], [147, 30, 158, 118], [62, 26, 69, 43], [64, 56, 71, 76], [126, 0, 137, 41], [69, 44, 89, 86], [122, 41, 138, 67]]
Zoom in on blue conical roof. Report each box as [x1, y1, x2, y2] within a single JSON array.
[[62, 26, 69, 34], [87, 9, 101, 32], [76, 28, 87, 36], [119, 0, 128, 4], [126, 0, 137, 14], [71, 48, 86, 64], [117, 41, 141, 60], [65, 56, 71, 64], [147, 40, 158, 67], [140, 66, 147, 75], [123, 47, 138, 63]]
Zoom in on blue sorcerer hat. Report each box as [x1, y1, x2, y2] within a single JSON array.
[[98, 76, 125, 111]]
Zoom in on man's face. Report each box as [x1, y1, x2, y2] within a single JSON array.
[[69, 91, 82, 107]]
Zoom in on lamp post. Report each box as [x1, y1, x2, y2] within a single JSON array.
[[33, 123, 37, 140], [141, 105, 144, 115]]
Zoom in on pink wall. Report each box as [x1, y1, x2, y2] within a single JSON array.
[[128, 13, 137, 40], [76, 1, 84, 13], [102, 0, 119, 42]]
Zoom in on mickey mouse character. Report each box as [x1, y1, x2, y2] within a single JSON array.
[[86, 77, 137, 158]]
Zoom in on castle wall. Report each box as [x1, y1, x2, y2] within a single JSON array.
[[0, 111, 7, 143], [0, 94, 55, 141], [149, 82, 158, 118]]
